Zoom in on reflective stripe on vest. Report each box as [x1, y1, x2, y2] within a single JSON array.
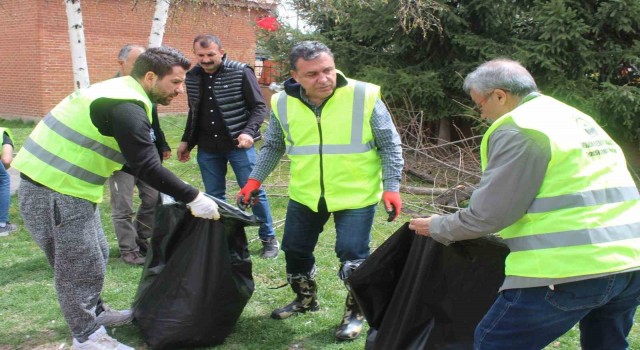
[[272, 77, 382, 212], [42, 113, 125, 164], [12, 76, 152, 203], [508, 222, 640, 252], [21, 137, 106, 185], [527, 186, 638, 213], [480, 94, 640, 279], [276, 81, 375, 155]]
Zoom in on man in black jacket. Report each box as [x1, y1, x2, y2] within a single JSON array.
[[177, 34, 278, 258]]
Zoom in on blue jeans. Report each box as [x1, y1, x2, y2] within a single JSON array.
[[475, 271, 640, 350], [0, 165, 10, 223], [282, 198, 375, 274], [196, 147, 275, 240]]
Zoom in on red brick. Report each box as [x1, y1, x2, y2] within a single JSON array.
[[0, 0, 273, 119]]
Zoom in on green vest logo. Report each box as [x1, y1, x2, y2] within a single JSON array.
[[576, 116, 598, 138]]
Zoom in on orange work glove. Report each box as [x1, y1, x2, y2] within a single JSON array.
[[382, 191, 402, 222], [237, 179, 262, 210]]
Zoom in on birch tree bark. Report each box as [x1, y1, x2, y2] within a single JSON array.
[[149, 0, 171, 48], [65, 0, 90, 89]]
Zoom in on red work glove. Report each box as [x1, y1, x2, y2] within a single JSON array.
[[383, 191, 402, 222], [237, 179, 262, 210]]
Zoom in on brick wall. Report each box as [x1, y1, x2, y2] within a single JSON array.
[[0, 0, 271, 120], [0, 1, 43, 119]]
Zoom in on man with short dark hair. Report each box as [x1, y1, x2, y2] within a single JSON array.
[[13, 46, 220, 350], [177, 34, 279, 258], [238, 40, 404, 341], [410, 58, 640, 350], [107, 44, 172, 265]]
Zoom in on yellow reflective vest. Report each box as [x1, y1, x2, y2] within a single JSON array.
[[13, 76, 153, 203], [0, 128, 13, 145], [271, 78, 382, 212], [481, 95, 640, 279]]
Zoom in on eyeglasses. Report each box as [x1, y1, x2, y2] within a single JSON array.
[[473, 89, 497, 113]]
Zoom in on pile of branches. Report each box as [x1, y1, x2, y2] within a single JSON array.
[[394, 108, 483, 218]]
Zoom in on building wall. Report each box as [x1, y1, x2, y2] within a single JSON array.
[[0, 1, 44, 118], [0, 0, 270, 120]]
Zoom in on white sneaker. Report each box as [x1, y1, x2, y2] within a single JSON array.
[[0, 223, 17, 237], [72, 326, 134, 350]]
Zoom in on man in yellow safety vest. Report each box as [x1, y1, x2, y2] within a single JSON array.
[[13, 46, 220, 350], [409, 58, 640, 350], [238, 41, 404, 341]]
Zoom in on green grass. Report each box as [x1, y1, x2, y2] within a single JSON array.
[[1, 116, 640, 349]]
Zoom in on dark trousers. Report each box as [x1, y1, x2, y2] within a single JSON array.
[[282, 198, 375, 275], [475, 271, 640, 350]]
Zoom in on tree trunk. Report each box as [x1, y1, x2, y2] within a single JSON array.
[[437, 118, 451, 145], [65, 0, 90, 90], [400, 185, 453, 196], [149, 0, 171, 48]]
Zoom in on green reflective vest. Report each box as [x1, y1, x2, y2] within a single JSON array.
[[481, 95, 640, 279], [272, 78, 382, 212], [13, 76, 153, 203]]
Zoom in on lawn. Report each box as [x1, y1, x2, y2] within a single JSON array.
[[1, 116, 639, 350]]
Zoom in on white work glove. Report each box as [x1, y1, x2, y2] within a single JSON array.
[[186, 192, 220, 220]]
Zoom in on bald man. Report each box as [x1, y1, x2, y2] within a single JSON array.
[[107, 44, 171, 265]]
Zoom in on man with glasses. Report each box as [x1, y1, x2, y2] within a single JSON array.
[[410, 58, 640, 349]]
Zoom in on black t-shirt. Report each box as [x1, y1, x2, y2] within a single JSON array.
[[90, 99, 198, 203]]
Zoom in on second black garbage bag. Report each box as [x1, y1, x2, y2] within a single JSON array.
[[350, 223, 509, 350], [132, 195, 261, 350]]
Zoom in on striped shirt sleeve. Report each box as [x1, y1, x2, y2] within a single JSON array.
[[372, 99, 404, 192], [250, 110, 286, 182]]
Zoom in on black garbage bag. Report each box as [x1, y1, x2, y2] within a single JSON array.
[[132, 194, 261, 350], [349, 223, 509, 350]]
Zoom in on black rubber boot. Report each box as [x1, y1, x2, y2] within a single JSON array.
[[335, 259, 366, 341], [335, 291, 365, 340], [271, 268, 320, 319]]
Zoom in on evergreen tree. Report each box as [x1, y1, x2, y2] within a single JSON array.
[[261, 0, 640, 145]]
